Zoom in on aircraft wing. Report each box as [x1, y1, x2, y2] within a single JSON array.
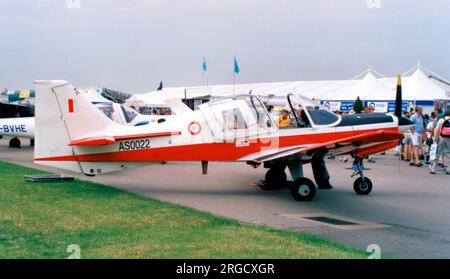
[[249, 130, 403, 163], [68, 131, 181, 146]]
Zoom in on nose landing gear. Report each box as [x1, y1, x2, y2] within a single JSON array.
[[351, 157, 373, 195]]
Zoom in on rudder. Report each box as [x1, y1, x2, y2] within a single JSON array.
[[34, 80, 113, 173]]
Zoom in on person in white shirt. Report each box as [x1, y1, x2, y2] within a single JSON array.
[[425, 112, 437, 164], [430, 111, 450, 174], [426, 113, 436, 140]]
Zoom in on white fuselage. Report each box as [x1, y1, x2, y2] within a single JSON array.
[[0, 117, 34, 138]]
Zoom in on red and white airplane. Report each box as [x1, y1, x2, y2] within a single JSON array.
[[33, 76, 412, 201]]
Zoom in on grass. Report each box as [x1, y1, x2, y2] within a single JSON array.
[[0, 161, 366, 259]]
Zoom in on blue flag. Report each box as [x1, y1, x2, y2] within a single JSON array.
[[233, 56, 240, 74], [202, 57, 207, 72]]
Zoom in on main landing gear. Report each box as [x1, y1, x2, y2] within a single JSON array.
[[259, 163, 317, 201], [7, 138, 33, 148], [9, 137, 21, 148], [260, 167, 288, 191], [290, 177, 316, 201], [258, 157, 374, 201], [351, 157, 373, 195]]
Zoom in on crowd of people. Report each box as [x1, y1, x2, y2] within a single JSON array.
[[268, 104, 450, 175], [400, 107, 450, 174], [133, 106, 172, 116]]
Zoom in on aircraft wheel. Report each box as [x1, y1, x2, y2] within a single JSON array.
[[290, 178, 316, 201], [262, 167, 287, 190], [353, 177, 373, 195], [9, 137, 21, 148], [30, 139, 35, 147]]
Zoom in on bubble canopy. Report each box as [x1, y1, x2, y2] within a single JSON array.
[[287, 94, 340, 127], [199, 95, 277, 141]]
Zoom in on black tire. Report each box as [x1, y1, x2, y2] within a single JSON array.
[[353, 177, 373, 195], [30, 138, 35, 146], [9, 137, 21, 148], [290, 178, 316, 201], [263, 167, 287, 190]]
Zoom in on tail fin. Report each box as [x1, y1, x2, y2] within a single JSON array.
[[34, 80, 113, 173]]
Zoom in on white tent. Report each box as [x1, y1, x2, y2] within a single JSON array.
[[126, 93, 169, 108], [126, 64, 449, 113], [402, 67, 447, 102], [321, 69, 392, 102], [125, 87, 211, 108]]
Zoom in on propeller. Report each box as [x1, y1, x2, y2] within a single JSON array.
[[395, 74, 414, 129], [395, 74, 402, 117]]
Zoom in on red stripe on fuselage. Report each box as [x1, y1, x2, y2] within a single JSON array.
[[35, 127, 399, 162], [35, 154, 78, 162]]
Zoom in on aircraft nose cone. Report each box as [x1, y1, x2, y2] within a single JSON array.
[[398, 116, 413, 126], [397, 116, 414, 133]]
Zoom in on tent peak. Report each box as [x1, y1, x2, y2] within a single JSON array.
[[363, 66, 385, 79]]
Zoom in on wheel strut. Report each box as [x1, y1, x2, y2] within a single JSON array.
[[351, 157, 372, 195]]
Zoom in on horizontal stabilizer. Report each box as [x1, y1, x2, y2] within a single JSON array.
[[69, 136, 116, 146], [68, 131, 181, 146]]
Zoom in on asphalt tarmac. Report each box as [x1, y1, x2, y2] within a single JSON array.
[[1, 137, 449, 258]]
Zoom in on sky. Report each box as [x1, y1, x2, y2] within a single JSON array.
[[0, 0, 449, 93]]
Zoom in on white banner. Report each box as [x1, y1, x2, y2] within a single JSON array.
[[368, 102, 388, 113], [323, 101, 341, 111]]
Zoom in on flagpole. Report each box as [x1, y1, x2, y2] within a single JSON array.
[[233, 55, 236, 95], [203, 71, 206, 87], [233, 72, 235, 96], [202, 57, 208, 87], [232, 55, 240, 96]]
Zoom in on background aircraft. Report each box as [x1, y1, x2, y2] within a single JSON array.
[[0, 88, 160, 148], [33, 78, 412, 201], [0, 101, 34, 118], [0, 117, 34, 147]]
